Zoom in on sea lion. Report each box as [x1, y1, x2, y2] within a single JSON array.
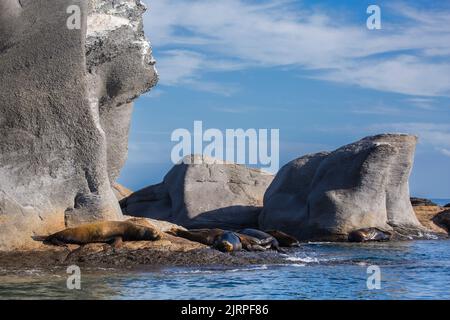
[[166, 228, 225, 246], [213, 231, 242, 252], [238, 229, 285, 253], [168, 228, 267, 253], [33, 221, 162, 247], [348, 228, 392, 243], [265, 230, 300, 247]]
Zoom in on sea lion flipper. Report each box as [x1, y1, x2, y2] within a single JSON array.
[[274, 246, 287, 254], [31, 235, 48, 242], [245, 244, 266, 252], [109, 237, 123, 248], [48, 237, 69, 247]]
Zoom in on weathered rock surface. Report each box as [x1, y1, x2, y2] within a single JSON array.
[[124, 216, 187, 233], [86, 0, 157, 182], [410, 197, 437, 207], [112, 183, 133, 201], [432, 209, 450, 233], [0, 0, 157, 250], [259, 134, 424, 241], [413, 206, 448, 235], [121, 155, 274, 230]]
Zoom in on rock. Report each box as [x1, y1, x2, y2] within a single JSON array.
[[86, 0, 158, 182], [124, 216, 187, 233], [259, 134, 424, 241], [413, 206, 448, 234], [432, 210, 450, 233], [112, 183, 133, 201], [121, 155, 274, 230], [410, 197, 437, 207], [445, 203, 450, 208], [0, 0, 157, 250]]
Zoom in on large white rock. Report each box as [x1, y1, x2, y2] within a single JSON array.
[[0, 0, 157, 250], [259, 134, 423, 241], [121, 155, 274, 230]]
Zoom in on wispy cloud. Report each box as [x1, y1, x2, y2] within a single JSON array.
[[143, 88, 166, 98], [312, 121, 450, 156], [144, 0, 450, 96], [439, 148, 450, 157], [369, 122, 450, 149], [350, 103, 403, 115], [405, 97, 435, 110]]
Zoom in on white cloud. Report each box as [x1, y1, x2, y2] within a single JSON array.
[[313, 122, 450, 156], [367, 123, 450, 154], [317, 56, 450, 97], [439, 148, 450, 157], [144, 0, 450, 96], [350, 105, 402, 116], [143, 88, 165, 98], [405, 97, 435, 110]]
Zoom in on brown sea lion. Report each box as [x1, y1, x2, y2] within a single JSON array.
[[33, 221, 162, 247], [235, 233, 270, 252], [238, 229, 285, 253], [265, 230, 300, 247], [166, 228, 225, 246], [348, 227, 392, 243], [168, 228, 269, 252]]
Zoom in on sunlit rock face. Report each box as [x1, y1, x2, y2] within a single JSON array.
[[86, 0, 158, 182], [0, 0, 157, 250], [121, 156, 274, 230], [259, 134, 424, 241]]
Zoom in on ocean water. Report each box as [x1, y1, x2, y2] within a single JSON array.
[[431, 199, 449, 206], [1, 240, 450, 300]]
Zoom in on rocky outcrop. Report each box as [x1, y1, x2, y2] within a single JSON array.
[[259, 134, 424, 241], [112, 183, 133, 201], [86, 0, 157, 182], [413, 206, 448, 235], [410, 197, 437, 207], [121, 155, 274, 230], [432, 209, 450, 233], [0, 0, 157, 250]]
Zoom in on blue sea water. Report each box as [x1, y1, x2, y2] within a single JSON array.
[[431, 199, 449, 206], [1, 240, 450, 300]]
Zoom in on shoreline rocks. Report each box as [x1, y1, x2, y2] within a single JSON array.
[[412, 205, 448, 235], [410, 197, 438, 207]]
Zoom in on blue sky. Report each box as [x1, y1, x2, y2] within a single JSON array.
[[118, 0, 450, 198]]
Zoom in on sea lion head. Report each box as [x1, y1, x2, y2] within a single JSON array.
[[213, 232, 241, 252], [214, 240, 235, 253], [134, 225, 161, 241]]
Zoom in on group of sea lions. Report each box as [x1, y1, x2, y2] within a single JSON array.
[[32, 220, 392, 251], [167, 228, 300, 253], [32, 220, 300, 253]]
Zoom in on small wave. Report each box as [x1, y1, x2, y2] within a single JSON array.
[[227, 265, 269, 273], [285, 256, 321, 263], [286, 263, 306, 267], [307, 241, 332, 244], [168, 265, 270, 275]]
